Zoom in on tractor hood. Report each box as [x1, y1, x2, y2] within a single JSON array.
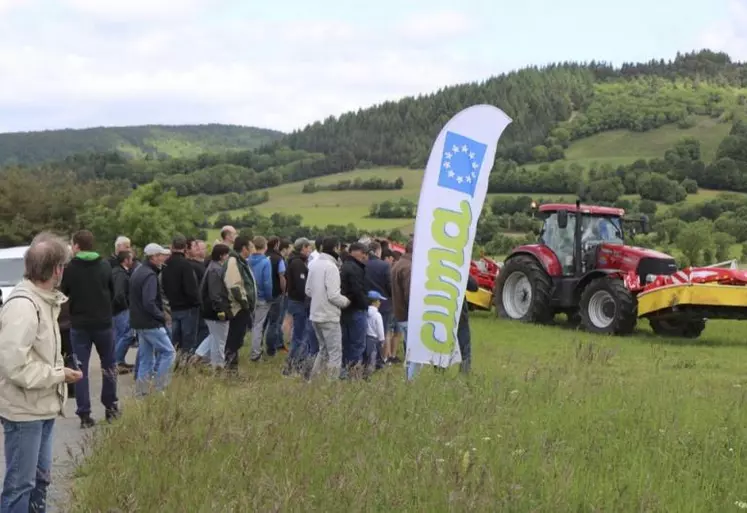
[[602, 244, 673, 260]]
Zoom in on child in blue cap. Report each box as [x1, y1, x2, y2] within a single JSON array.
[[364, 290, 387, 377]]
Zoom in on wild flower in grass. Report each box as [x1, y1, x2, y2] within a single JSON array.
[[436, 458, 445, 463], [735, 500, 747, 509], [512, 448, 525, 457], [510, 389, 519, 396], [482, 436, 491, 441]]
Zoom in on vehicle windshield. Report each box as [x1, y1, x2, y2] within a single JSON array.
[[581, 215, 623, 245], [0, 258, 25, 287]]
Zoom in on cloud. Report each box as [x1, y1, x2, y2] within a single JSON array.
[[698, 0, 747, 60], [396, 9, 474, 40], [0, 5, 496, 133]]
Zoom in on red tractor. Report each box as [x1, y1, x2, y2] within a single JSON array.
[[493, 201, 709, 337]]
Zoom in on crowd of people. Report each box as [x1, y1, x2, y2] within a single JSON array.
[[0, 225, 477, 512]]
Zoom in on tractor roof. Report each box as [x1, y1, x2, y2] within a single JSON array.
[[538, 203, 625, 217]]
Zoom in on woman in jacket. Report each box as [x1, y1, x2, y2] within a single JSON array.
[[192, 244, 232, 369]]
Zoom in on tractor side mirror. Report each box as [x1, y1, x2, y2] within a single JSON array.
[[557, 209, 568, 229], [641, 215, 650, 234]]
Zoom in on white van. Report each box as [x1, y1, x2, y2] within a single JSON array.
[[0, 246, 29, 304]]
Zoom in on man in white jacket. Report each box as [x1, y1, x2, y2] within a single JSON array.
[[0, 233, 83, 513], [305, 237, 350, 380]]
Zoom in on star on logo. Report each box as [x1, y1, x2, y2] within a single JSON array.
[[456, 176, 463, 184], [471, 172, 477, 178], [452, 145, 460, 153], [461, 144, 468, 152], [447, 170, 455, 178], [472, 162, 479, 169], [469, 152, 475, 159], [465, 176, 472, 183], [444, 151, 453, 159], [443, 161, 451, 169]]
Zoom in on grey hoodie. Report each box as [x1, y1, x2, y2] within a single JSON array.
[[305, 253, 350, 323]]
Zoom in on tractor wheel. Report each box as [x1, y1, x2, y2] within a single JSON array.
[[649, 318, 706, 339], [579, 278, 637, 335], [494, 256, 553, 323]]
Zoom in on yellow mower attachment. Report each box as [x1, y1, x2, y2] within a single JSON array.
[[466, 287, 493, 310], [638, 282, 747, 320]]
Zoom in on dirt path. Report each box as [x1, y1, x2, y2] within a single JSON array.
[[0, 347, 136, 512]]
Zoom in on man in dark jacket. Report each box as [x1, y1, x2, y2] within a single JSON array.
[[112, 251, 135, 373], [130, 243, 175, 396], [364, 241, 392, 366], [283, 237, 312, 375], [161, 235, 201, 356], [340, 242, 368, 374], [263, 236, 287, 356], [186, 238, 210, 344], [61, 230, 119, 428]]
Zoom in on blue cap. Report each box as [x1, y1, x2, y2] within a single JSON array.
[[367, 290, 387, 301]]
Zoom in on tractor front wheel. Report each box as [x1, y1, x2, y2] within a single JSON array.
[[649, 318, 706, 339], [494, 256, 553, 323], [579, 279, 637, 335]]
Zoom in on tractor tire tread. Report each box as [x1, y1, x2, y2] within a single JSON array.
[[494, 255, 553, 324], [579, 278, 638, 335]]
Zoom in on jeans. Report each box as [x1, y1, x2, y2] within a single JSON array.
[[306, 318, 319, 357], [196, 317, 209, 348], [365, 335, 382, 372], [135, 327, 175, 396], [195, 319, 230, 368], [263, 297, 284, 355], [250, 301, 271, 360], [1, 418, 54, 513], [70, 327, 118, 417], [113, 310, 133, 365], [457, 313, 472, 374], [171, 307, 200, 353], [285, 300, 308, 371], [310, 321, 343, 380], [341, 310, 367, 369], [225, 309, 251, 370]]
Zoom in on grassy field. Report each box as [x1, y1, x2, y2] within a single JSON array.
[[71, 314, 747, 512]]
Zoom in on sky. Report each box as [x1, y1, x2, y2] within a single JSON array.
[[0, 0, 745, 134]]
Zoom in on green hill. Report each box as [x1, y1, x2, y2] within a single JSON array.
[[0, 124, 285, 165]]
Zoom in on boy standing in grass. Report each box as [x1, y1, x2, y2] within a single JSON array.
[[364, 291, 387, 377]]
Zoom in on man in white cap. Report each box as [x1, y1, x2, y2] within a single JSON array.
[[129, 243, 175, 396]]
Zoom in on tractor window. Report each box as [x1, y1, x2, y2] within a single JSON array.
[[581, 216, 623, 245], [541, 213, 576, 274]]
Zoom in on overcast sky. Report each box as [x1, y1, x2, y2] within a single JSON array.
[[0, 0, 745, 134]]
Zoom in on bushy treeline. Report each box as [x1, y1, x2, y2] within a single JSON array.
[[368, 198, 417, 219], [302, 176, 404, 193]]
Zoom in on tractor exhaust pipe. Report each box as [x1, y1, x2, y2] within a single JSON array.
[[574, 199, 583, 276]]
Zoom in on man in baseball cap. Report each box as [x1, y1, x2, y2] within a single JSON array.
[[129, 242, 174, 396]]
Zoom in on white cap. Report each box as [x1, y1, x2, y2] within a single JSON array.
[[143, 243, 171, 256]]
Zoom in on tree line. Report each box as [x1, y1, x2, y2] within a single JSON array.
[[368, 199, 417, 219], [302, 176, 404, 193]]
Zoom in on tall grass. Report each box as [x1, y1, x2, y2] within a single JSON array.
[[71, 315, 747, 512]]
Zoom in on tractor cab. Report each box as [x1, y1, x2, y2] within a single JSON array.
[[538, 203, 628, 276]]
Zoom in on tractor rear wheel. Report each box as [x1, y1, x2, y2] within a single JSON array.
[[649, 318, 706, 339], [494, 256, 553, 323], [579, 278, 637, 335]]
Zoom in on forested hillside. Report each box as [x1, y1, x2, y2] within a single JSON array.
[[286, 51, 747, 167], [0, 124, 284, 165]]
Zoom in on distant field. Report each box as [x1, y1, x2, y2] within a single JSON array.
[[566, 116, 730, 163]]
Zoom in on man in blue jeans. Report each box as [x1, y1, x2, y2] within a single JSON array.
[[130, 243, 176, 397], [339, 242, 369, 376], [0, 233, 83, 513], [161, 235, 201, 360], [263, 237, 288, 356], [282, 238, 312, 375], [60, 230, 120, 428], [112, 250, 135, 373]]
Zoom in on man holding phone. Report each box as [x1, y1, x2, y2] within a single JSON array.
[[0, 233, 83, 513]]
